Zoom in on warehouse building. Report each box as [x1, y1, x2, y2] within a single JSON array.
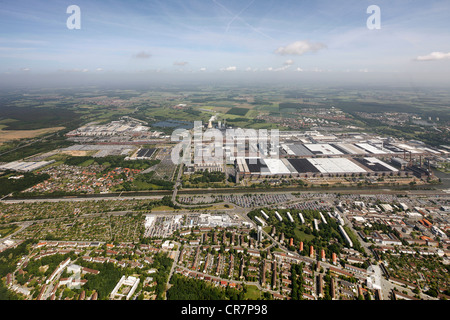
[[235, 156, 400, 178], [0, 160, 54, 172]]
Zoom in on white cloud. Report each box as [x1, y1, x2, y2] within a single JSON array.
[[264, 65, 290, 72], [295, 67, 303, 72], [220, 66, 237, 71], [275, 40, 326, 56], [199, 67, 207, 71], [274, 65, 290, 71], [96, 68, 104, 72], [415, 51, 450, 61], [284, 59, 294, 65], [57, 68, 89, 73], [133, 51, 151, 59], [174, 61, 188, 66]]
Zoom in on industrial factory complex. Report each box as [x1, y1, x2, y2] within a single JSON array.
[[224, 130, 445, 181], [236, 156, 399, 177]]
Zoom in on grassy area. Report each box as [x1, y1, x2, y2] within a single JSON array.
[[0, 126, 65, 144], [0, 224, 20, 238], [78, 159, 95, 167], [0, 171, 50, 197], [226, 107, 250, 116], [294, 229, 315, 242], [0, 135, 73, 162], [209, 203, 233, 210], [243, 285, 261, 300], [151, 205, 177, 211], [181, 171, 228, 189]]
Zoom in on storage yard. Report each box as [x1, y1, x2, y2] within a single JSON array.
[[62, 144, 136, 158]]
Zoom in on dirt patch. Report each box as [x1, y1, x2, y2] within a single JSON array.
[[0, 127, 65, 143], [60, 150, 92, 157]]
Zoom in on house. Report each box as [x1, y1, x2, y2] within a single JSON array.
[[392, 290, 419, 300]]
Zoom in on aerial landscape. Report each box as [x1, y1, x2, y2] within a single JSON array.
[[0, 0, 449, 314]]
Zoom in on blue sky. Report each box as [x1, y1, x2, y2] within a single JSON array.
[[1, 0, 450, 82]]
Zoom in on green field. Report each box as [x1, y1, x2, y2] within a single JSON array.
[[243, 285, 262, 300], [226, 107, 250, 116], [293, 229, 315, 242], [0, 224, 20, 238]]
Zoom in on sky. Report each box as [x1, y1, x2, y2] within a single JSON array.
[[1, 0, 450, 86]]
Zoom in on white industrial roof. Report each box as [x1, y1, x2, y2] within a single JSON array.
[[263, 158, 292, 175], [335, 143, 366, 155], [364, 157, 398, 172], [394, 143, 422, 154], [0, 161, 52, 172], [307, 158, 367, 173], [304, 143, 343, 155], [356, 143, 391, 154]]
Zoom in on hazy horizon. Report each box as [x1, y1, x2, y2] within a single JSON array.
[[1, 69, 449, 91]]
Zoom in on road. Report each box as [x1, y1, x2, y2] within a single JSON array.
[[165, 241, 181, 298], [3, 183, 450, 203], [171, 163, 184, 204], [0, 221, 33, 242]]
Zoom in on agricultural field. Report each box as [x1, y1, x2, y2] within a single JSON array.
[[0, 126, 65, 144]]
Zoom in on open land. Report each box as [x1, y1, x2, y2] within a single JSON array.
[[0, 127, 66, 144]]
